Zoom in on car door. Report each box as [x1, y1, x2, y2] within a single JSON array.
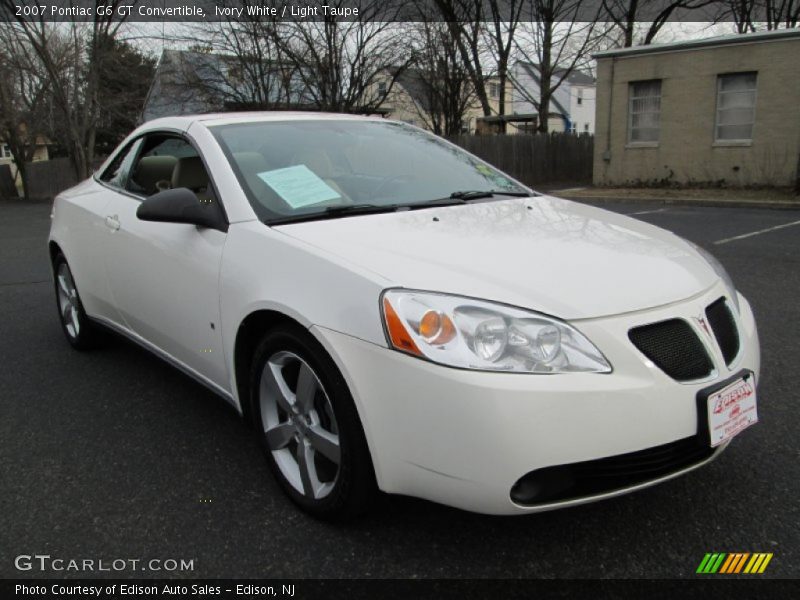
[[62, 139, 143, 325], [101, 132, 229, 392]]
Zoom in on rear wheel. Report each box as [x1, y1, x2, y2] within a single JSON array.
[[250, 324, 376, 520], [53, 253, 103, 350]]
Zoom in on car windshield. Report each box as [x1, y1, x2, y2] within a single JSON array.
[[209, 119, 530, 223]]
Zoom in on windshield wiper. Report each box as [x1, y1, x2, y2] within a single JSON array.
[[268, 203, 402, 225], [409, 189, 534, 209], [268, 190, 536, 225], [449, 189, 533, 200]]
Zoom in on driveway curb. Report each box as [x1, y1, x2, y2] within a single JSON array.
[[556, 194, 800, 211]]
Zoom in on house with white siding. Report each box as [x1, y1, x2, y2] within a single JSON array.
[[509, 62, 596, 134]]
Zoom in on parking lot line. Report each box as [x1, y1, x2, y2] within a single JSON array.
[[713, 219, 800, 245], [629, 208, 668, 216], [0, 279, 48, 287]]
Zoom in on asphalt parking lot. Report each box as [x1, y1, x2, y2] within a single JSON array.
[[1, 198, 799, 579]]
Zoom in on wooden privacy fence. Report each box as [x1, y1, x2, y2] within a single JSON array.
[[26, 157, 79, 200], [0, 164, 16, 198], [446, 133, 594, 187]]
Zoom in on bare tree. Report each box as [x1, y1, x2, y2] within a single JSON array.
[[175, 6, 302, 112], [726, 0, 759, 30], [485, 0, 526, 131], [3, 0, 133, 179], [765, 0, 800, 27], [407, 19, 477, 135], [93, 33, 155, 155], [273, 1, 412, 113], [434, 0, 525, 132], [721, 0, 800, 31], [513, 1, 608, 133], [602, 0, 717, 47], [0, 29, 52, 198], [434, 1, 492, 118]]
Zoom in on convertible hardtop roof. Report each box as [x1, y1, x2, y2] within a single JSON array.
[[145, 111, 386, 132]]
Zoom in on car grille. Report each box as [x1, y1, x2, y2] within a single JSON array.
[[629, 319, 714, 381], [706, 297, 740, 366], [510, 436, 716, 506]]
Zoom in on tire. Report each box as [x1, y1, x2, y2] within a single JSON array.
[[52, 252, 104, 350], [250, 324, 377, 520]]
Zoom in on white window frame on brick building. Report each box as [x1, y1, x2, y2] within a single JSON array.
[[715, 72, 758, 143], [628, 80, 662, 144]]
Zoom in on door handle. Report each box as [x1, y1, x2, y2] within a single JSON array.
[[105, 215, 120, 231]]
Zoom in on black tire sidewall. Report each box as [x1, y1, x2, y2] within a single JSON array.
[[52, 253, 99, 350], [250, 324, 376, 520]]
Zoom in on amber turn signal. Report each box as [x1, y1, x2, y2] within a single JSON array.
[[383, 297, 422, 355]]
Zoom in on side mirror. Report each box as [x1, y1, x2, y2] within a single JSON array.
[[136, 188, 226, 232]]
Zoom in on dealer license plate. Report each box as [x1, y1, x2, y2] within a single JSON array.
[[706, 375, 757, 447]]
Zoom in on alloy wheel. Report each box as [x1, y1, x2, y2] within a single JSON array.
[[56, 262, 81, 339], [259, 351, 341, 500]]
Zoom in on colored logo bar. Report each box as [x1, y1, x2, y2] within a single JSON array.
[[696, 553, 773, 574]]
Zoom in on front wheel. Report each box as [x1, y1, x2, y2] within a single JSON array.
[[250, 325, 377, 520], [53, 253, 103, 350]]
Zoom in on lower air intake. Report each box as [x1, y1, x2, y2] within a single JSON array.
[[510, 436, 716, 506]]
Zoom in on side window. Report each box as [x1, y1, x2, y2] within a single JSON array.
[[126, 135, 214, 201], [99, 139, 142, 189]]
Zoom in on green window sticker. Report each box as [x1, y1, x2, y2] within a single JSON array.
[[475, 164, 495, 177], [257, 165, 340, 209], [474, 163, 513, 189]]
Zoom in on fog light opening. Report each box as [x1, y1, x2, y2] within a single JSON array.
[[510, 469, 575, 505]]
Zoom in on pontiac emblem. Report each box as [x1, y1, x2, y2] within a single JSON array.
[[695, 315, 711, 337]]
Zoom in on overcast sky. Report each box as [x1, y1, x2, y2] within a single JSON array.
[[122, 20, 739, 61]]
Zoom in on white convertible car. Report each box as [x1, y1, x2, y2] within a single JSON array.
[[49, 113, 760, 519]]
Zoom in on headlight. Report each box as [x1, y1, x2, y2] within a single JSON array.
[[381, 290, 611, 374], [688, 241, 740, 313]]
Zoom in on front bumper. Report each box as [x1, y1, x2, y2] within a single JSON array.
[[312, 284, 760, 515]]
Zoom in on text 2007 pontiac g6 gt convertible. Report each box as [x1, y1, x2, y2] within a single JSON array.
[[49, 113, 760, 519]]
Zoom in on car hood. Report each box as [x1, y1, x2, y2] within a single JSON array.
[[274, 196, 717, 320]]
